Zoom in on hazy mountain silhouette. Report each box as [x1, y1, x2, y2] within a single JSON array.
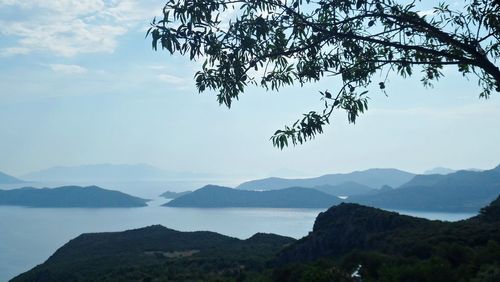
[[159, 190, 192, 199], [0, 186, 148, 208], [0, 171, 23, 184], [164, 185, 341, 208], [236, 168, 415, 190], [423, 167, 456, 175], [22, 164, 214, 182], [349, 165, 500, 212]]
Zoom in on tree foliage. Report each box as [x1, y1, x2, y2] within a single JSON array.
[[148, 0, 500, 148]]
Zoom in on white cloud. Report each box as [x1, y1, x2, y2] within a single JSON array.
[[148, 65, 167, 70], [48, 64, 88, 74], [157, 74, 186, 85], [0, 0, 161, 57], [0, 47, 30, 57]]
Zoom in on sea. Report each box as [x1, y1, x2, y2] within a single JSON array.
[[0, 181, 476, 281]]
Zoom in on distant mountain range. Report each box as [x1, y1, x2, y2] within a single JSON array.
[[0, 171, 23, 184], [165, 165, 500, 212], [164, 185, 341, 208], [21, 164, 215, 182], [13, 197, 500, 281], [0, 186, 148, 208], [236, 168, 416, 190], [350, 165, 500, 212]]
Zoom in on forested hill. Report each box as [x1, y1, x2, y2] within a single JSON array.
[[12, 225, 295, 281], [236, 168, 415, 190], [164, 185, 341, 208], [273, 196, 500, 281], [0, 186, 148, 208]]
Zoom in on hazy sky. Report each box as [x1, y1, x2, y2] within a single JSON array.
[[1, 0, 499, 179]]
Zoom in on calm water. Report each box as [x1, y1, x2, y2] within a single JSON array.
[[0, 198, 475, 281]]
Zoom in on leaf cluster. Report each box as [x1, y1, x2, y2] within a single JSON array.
[[148, 0, 500, 147]]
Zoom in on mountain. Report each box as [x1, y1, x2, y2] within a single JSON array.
[[21, 164, 213, 182], [159, 190, 192, 199], [164, 185, 342, 208], [423, 167, 456, 175], [236, 168, 415, 190], [0, 186, 148, 208], [12, 225, 295, 281], [349, 165, 500, 212], [273, 198, 500, 281], [0, 171, 23, 184], [312, 181, 375, 196]]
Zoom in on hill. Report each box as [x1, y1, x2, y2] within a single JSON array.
[[0, 186, 148, 208], [0, 171, 23, 184], [236, 168, 415, 190], [12, 225, 295, 281], [349, 165, 500, 212], [273, 197, 500, 281], [164, 185, 342, 208]]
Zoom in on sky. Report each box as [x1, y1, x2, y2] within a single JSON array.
[[0, 0, 499, 180]]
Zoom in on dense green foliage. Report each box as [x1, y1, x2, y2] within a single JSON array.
[[149, 0, 500, 147], [0, 186, 148, 208], [13, 197, 500, 281], [274, 200, 500, 281], [164, 185, 341, 208], [12, 225, 295, 282]]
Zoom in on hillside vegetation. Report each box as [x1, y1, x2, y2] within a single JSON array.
[[13, 196, 500, 281]]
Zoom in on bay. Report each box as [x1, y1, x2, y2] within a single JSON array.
[[0, 198, 475, 281]]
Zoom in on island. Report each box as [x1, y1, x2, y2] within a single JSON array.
[[163, 185, 342, 208], [0, 186, 148, 208]]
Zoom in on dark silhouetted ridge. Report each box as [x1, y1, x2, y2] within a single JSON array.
[[12, 225, 295, 282]]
